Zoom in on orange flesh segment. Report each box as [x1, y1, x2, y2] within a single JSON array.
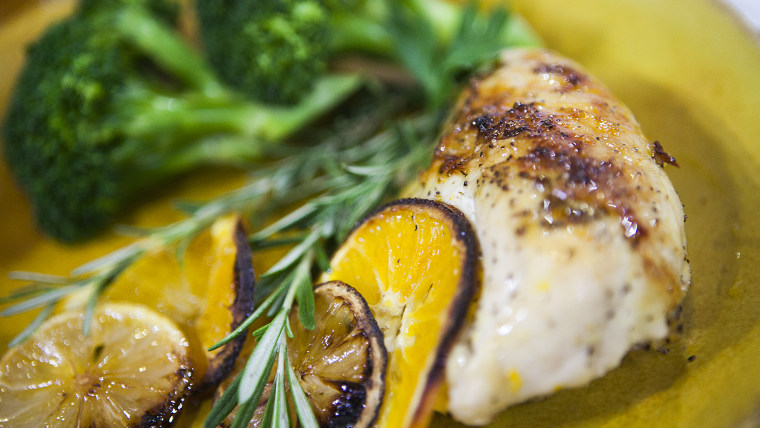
[[188, 216, 239, 360], [99, 215, 241, 382], [324, 204, 470, 428]]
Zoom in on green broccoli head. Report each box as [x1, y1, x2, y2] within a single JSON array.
[[2, 7, 233, 242], [3, 17, 129, 241], [2, 3, 361, 242], [195, 0, 330, 104]]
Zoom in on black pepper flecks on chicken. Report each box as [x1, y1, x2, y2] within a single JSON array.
[[404, 49, 690, 425]]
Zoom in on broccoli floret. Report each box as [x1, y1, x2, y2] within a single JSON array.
[[2, 3, 359, 242], [194, 0, 541, 106], [195, 0, 329, 105]]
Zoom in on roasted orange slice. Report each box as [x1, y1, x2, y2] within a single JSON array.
[[90, 214, 254, 392], [217, 280, 387, 427], [322, 198, 479, 428], [0, 303, 192, 427]]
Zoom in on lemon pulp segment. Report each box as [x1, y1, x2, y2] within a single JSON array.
[[0, 303, 192, 427]]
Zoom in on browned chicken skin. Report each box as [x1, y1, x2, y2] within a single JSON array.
[[405, 49, 690, 424]]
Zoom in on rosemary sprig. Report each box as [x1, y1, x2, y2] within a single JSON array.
[[0, 88, 401, 342], [1, 2, 537, 425], [1, 180, 266, 345], [1, 94, 439, 425], [204, 110, 439, 426]]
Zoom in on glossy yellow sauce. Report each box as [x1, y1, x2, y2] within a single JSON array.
[[1, 0, 760, 427]]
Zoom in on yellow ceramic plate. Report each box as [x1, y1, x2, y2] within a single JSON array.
[[1, 1, 759, 427]]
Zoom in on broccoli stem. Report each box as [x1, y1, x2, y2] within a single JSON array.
[[118, 75, 361, 146], [112, 74, 362, 197], [105, 6, 364, 201], [113, 6, 225, 95], [111, 5, 363, 157], [328, 13, 394, 56], [120, 134, 269, 197]]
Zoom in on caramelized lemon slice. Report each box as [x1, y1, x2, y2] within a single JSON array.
[[218, 280, 387, 427], [95, 214, 255, 392], [289, 280, 387, 426], [0, 303, 192, 427], [322, 198, 479, 428]]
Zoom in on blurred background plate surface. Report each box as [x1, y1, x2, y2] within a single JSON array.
[[1, 0, 760, 427]]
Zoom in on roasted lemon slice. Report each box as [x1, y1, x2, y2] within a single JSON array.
[[217, 280, 387, 427], [0, 303, 192, 427], [94, 214, 255, 392], [322, 198, 479, 428], [289, 280, 387, 426]]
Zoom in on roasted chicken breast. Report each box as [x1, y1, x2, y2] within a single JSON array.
[[404, 49, 690, 425]]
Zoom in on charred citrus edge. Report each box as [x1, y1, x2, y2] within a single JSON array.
[[345, 198, 481, 427], [124, 304, 194, 427], [121, 305, 195, 428], [196, 217, 256, 394], [138, 364, 193, 427], [314, 280, 389, 428]]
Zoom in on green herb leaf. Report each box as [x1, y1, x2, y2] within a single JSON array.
[[208, 280, 286, 351], [0, 285, 56, 305], [272, 340, 291, 428], [388, 1, 514, 107], [112, 224, 152, 238], [250, 203, 317, 243], [1, 285, 78, 316], [7, 303, 55, 347], [249, 234, 306, 250], [262, 229, 320, 277], [314, 245, 332, 274], [204, 372, 242, 428], [444, 4, 509, 71], [71, 242, 143, 276], [238, 310, 286, 403], [82, 285, 99, 336], [231, 390, 259, 428], [296, 265, 316, 330], [7, 271, 67, 284], [287, 344, 319, 428]]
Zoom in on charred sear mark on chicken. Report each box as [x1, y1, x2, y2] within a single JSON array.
[[470, 102, 554, 142], [652, 140, 679, 167], [446, 99, 647, 241], [438, 154, 471, 176], [518, 142, 645, 240], [434, 102, 552, 175]]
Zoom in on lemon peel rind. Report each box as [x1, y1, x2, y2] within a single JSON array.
[[139, 366, 193, 427], [199, 217, 256, 393]]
